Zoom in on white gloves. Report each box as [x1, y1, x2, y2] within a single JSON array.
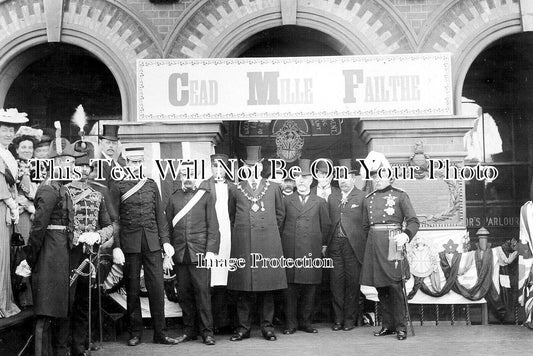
[[10, 208, 19, 224], [113, 247, 125, 265], [394, 232, 409, 248], [163, 243, 175, 258], [78, 232, 101, 246], [163, 254, 175, 273], [15, 260, 31, 278]]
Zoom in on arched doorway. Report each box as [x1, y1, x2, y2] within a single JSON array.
[[461, 32, 533, 323], [3, 43, 121, 140], [218, 25, 367, 171], [462, 32, 533, 241]]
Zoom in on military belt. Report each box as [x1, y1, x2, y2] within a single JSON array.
[[47, 224, 67, 230], [370, 224, 401, 230]]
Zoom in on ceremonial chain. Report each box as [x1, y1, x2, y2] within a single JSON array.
[[238, 181, 270, 212]]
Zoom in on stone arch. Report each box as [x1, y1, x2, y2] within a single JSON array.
[[0, 0, 163, 121], [419, 0, 522, 114], [164, 0, 415, 58]]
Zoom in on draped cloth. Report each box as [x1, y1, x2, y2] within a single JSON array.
[[518, 202, 533, 305], [210, 182, 231, 287]]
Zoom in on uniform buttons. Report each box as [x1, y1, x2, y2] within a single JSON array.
[[383, 214, 386, 217], [382, 220, 385, 223], [370, 210, 373, 213]]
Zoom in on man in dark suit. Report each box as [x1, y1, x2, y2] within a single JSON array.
[[109, 146, 178, 347], [165, 160, 220, 345], [281, 159, 330, 335], [312, 158, 340, 323], [325, 158, 366, 331], [312, 158, 339, 203], [95, 125, 126, 187]]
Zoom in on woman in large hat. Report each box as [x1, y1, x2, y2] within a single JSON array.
[[0, 108, 28, 318]]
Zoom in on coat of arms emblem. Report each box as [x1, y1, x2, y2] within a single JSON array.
[[275, 120, 304, 162]]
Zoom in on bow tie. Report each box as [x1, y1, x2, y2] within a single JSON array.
[[183, 186, 196, 193]]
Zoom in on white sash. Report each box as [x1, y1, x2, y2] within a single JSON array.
[[172, 189, 206, 227], [121, 179, 147, 203]]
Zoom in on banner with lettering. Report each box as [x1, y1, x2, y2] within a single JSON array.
[[137, 53, 452, 121]]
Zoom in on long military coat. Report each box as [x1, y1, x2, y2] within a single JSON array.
[[360, 185, 420, 287], [227, 179, 287, 292], [29, 181, 74, 318], [281, 193, 330, 284]]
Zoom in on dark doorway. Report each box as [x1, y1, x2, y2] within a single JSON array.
[[4, 43, 121, 140]]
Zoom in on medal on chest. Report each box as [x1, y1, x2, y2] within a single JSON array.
[[383, 193, 397, 215], [239, 181, 269, 212]]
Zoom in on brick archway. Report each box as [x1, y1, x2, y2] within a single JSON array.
[[164, 0, 416, 58], [419, 0, 522, 114], [0, 0, 162, 121]]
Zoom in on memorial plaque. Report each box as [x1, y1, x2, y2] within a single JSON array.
[[394, 166, 466, 229]]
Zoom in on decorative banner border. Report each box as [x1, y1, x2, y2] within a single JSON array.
[[137, 53, 452, 121]]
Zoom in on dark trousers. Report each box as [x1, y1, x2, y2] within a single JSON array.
[[176, 263, 214, 338], [235, 291, 275, 334], [124, 235, 166, 341], [329, 237, 361, 328], [212, 286, 235, 330], [34, 317, 53, 356], [34, 247, 90, 356], [377, 283, 406, 331], [284, 283, 317, 329]]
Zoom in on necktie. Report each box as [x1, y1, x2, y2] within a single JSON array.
[[252, 182, 257, 191], [300, 194, 308, 206]]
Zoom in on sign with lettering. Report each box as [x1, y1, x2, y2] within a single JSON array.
[[137, 53, 452, 121]]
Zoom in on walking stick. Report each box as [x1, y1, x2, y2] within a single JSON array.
[[97, 247, 103, 349], [400, 245, 415, 337], [87, 245, 94, 356]]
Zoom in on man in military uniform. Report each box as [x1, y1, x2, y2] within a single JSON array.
[[65, 141, 114, 355], [109, 146, 178, 346], [360, 151, 419, 341], [281, 159, 330, 335], [166, 160, 220, 345], [325, 158, 366, 331], [25, 137, 85, 356], [228, 146, 287, 342]]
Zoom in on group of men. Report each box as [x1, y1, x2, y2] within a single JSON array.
[[21, 125, 420, 356]]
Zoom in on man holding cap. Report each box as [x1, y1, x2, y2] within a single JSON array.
[[325, 158, 366, 331], [281, 159, 330, 335], [360, 151, 419, 341], [109, 146, 178, 346]]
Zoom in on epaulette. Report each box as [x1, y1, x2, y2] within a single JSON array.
[[390, 186, 405, 192]]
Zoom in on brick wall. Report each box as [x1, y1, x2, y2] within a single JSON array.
[[121, 0, 195, 38], [391, 0, 442, 33]]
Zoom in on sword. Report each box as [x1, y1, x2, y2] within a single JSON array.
[[400, 245, 415, 337]]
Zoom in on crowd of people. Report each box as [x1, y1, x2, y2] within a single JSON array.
[[0, 107, 421, 356]]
